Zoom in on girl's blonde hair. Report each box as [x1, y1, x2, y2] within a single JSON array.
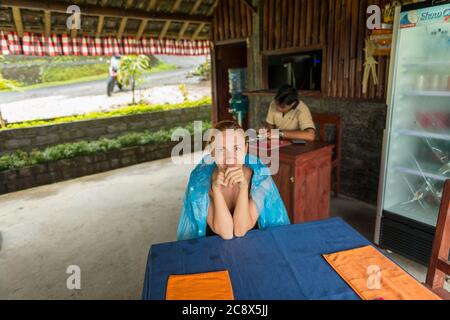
[[207, 120, 247, 146], [213, 120, 243, 132]]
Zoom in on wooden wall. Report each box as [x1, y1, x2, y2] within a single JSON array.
[[328, 0, 390, 100], [211, 0, 254, 42], [263, 0, 327, 51], [212, 0, 392, 101], [262, 0, 391, 100]]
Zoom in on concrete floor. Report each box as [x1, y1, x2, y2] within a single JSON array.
[[0, 156, 197, 299], [0, 156, 447, 299]]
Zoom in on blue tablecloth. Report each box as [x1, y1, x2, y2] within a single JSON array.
[[142, 218, 372, 300]]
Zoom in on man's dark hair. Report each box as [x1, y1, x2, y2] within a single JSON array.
[[274, 84, 299, 108]]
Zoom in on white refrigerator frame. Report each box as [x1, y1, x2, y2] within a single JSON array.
[[374, 6, 402, 245]]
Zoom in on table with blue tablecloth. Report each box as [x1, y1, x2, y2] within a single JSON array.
[[142, 218, 373, 300]]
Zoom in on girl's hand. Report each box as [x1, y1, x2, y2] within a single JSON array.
[[212, 170, 227, 191], [225, 167, 249, 189], [259, 128, 271, 140], [259, 128, 279, 141]]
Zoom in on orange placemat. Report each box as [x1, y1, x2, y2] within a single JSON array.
[[323, 246, 441, 300], [166, 270, 234, 300]]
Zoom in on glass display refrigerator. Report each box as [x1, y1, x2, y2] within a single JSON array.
[[375, 1, 450, 264]]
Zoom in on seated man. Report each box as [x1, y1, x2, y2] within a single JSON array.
[[265, 84, 316, 141]]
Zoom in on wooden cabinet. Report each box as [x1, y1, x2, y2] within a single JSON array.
[[272, 142, 334, 224]]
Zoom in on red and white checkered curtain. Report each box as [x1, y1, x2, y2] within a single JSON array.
[[94, 37, 103, 56], [0, 31, 10, 55], [23, 33, 40, 56], [6, 32, 22, 55], [0, 31, 210, 56], [52, 34, 63, 55]]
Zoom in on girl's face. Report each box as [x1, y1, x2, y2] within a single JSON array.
[[211, 130, 247, 170]]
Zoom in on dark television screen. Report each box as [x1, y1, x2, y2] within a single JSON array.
[[268, 50, 322, 91]]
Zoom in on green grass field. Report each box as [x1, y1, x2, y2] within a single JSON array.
[[0, 62, 177, 92]]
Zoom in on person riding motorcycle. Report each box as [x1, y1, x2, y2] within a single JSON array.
[[107, 55, 122, 96]]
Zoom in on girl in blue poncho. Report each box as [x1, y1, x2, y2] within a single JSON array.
[[177, 121, 291, 241]]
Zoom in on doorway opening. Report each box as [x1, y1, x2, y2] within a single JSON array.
[[213, 41, 248, 129]]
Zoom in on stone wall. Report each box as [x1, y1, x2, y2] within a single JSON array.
[[1, 65, 42, 85], [0, 105, 211, 155], [0, 141, 180, 195], [248, 96, 387, 204]]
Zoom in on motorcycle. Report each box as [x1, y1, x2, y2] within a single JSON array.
[[106, 67, 122, 97]]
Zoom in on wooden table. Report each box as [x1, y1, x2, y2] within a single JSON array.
[[252, 141, 334, 224]]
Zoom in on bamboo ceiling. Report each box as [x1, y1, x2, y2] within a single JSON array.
[[0, 0, 221, 40]]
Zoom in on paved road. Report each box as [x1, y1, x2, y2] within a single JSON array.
[[0, 67, 199, 104]]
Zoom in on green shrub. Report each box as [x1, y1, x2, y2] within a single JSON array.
[[178, 84, 189, 102], [0, 122, 212, 172], [2, 97, 212, 130], [0, 77, 22, 90], [192, 60, 211, 80]]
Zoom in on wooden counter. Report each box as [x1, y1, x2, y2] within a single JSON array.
[[276, 142, 334, 224], [252, 142, 334, 224]]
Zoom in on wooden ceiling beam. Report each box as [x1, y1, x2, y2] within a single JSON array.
[[137, 0, 157, 40], [96, 0, 108, 37], [44, 10, 51, 37], [177, 22, 189, 40], [11, 7, 24, 37], [136, 19, 148, 39], [96, 15, 105, 36], [191, 0, 218, 40], [146, 0, 158, 11], [191, 0, 204, 14], [159, 21, 171, 39], [240, 0, 257, 14], [192, 23, 204, 40], [116, 0, 134, 39], [159, 0, 183, 40], [178, 0, 203, 40], [0, 0, 211, 24], [171, 0, 183, 12], [117, 17, 128, 39], [208, 0, 220, 15]]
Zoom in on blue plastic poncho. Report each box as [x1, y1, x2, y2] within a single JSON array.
[[177, 153, 291, 241]]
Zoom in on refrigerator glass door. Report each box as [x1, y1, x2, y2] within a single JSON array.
[[383, 4, 450, 227]]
